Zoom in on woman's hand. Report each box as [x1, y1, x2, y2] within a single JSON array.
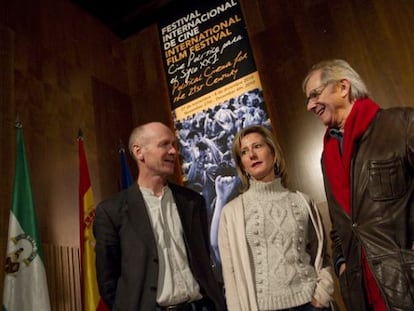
[[310, 297, 325, 308]]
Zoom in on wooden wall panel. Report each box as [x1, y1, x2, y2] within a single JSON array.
[[0, 0, 129, 308], [92, 76, 135, 197], [43, 244, 81, 311], [123, 26, 173, 127]]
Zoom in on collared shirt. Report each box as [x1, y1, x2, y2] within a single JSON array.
[[140, 186, 202, 306], [328, 128, 344, 155]]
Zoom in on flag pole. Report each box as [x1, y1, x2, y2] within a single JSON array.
[[15, 116, 22, 129], [119, 139, 133, 189], [78, 128, 83, 140]]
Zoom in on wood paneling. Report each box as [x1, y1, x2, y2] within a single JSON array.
[[43, 244, 81, 311], [123, 26, 173, 127], [0, 0, 129, 308], [92, 76, 135, 196]]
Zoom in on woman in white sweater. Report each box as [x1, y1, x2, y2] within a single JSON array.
[[218, 125, 334, 311]]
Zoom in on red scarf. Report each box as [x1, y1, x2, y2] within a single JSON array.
[[323, 98, 387, 310], [323, 98, 379, 215]]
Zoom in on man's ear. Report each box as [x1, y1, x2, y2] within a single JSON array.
[[132, 144, 143, 161], [339, 79, 351, 98]]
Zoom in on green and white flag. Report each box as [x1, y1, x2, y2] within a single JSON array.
[[3, 124, 51, 311]]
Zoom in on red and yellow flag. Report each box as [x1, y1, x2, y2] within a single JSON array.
[[78, 131, 108, 311]]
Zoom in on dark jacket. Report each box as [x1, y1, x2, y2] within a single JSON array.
[[93, 182, 226, 311], [322, 107, 414, 311]]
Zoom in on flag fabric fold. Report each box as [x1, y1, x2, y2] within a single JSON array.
[[119, 147, 133, 190], [3, 124, 51, 311], [78, 132, 108, 311]]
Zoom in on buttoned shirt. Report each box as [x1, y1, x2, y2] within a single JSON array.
[[140, 186, 202, 306]]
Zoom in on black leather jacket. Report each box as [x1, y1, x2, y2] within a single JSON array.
[[322, 107, 414, 311]]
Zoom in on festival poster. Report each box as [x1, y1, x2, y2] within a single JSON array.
[[158, 0, 271, 264]]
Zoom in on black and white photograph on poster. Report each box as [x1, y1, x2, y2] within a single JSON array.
[[158, 0, 271, 266], [175, 89, 272, 264]]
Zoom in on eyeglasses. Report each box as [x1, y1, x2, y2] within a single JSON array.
[[305, 80, 336, 106]]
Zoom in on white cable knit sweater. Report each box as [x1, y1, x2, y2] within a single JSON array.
[[218, 178, 334, 311], [244, 179, 316, 310]]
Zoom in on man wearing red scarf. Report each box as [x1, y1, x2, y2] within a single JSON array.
[[302, 59, 414, 311]]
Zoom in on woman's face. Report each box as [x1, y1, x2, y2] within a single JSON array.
[[239, 132, 276, 182]]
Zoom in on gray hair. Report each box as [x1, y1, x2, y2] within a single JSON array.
[[302, 59, 369, 102]]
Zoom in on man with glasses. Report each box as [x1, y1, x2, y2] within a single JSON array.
[[302, 59, 414, 311]]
